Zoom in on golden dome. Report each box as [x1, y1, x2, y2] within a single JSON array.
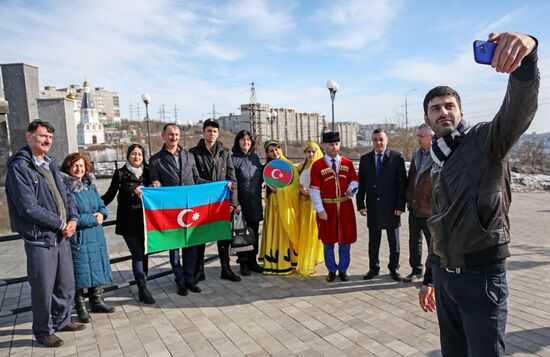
[[83, 80, 89, 87], [66, 93, 76, 100]]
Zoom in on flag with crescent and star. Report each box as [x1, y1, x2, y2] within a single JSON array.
[[141, 181, 232, 254], [263, 159, 294, 188]]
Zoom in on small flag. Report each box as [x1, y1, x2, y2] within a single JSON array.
[[263, 159, 294, 188], [142, 181, 232, 254]]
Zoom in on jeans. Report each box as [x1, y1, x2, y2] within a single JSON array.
[[408, 213, 432, 274], [122, 235, 149, 280], [433, 262, 508, 357]]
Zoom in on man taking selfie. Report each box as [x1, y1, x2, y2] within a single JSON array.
[[418, 32, 539, 356]]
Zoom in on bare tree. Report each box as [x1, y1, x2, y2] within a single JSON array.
[[520, 139, 546, 171]]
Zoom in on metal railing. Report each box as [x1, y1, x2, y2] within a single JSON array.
[[0, 218, 218, 318]]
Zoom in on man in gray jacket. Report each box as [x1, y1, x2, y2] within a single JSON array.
[[6, 120, 85, 347], [418, 32, 539, 356]]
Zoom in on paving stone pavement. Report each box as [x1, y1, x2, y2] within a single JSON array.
[[1, 192, 549, 356]]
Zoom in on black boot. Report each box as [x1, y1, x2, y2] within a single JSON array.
[[248, 258, 263, 273], [219, 241, 241, 282], [74, 289, 91, 323], [136, 278, 155, 304], [89, 286, 116, 313], [239, 257, 251, 276], [220, 256, 241, 282]]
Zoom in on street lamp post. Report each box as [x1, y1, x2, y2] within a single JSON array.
[[268, 109, 278, 139], [141, 93, 152, 156], [326, 80, 339, 132], [284, 110, 288, 154], [404, 88, 417, 131]]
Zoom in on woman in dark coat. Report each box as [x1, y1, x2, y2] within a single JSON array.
[[231, 130, 264, 276], [102, 144, 154, 304], [61, 153, 114, 323]]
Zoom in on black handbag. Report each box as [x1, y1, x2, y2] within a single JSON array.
[[231, 213, 254, 253]]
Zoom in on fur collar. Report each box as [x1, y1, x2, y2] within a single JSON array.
[[61, 172, 97, 193]]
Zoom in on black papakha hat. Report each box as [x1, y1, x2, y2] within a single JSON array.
[[203, 118, 219, 129], [322, 131, 340, 143]]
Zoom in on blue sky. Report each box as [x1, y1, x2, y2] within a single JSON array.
[[1, 0, 549, 133]]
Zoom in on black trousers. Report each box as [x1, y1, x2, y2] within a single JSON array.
[[368, 227, 400, 272], [408, 212, 432, 274], [195, 239, 232, 272], [169, 246, 197, 287]]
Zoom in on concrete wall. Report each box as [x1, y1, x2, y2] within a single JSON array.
[[37, 98, 78, 162], [0, 63, 40, 154]]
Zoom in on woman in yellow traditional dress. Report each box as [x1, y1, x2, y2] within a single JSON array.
[[259, 140, 300, 275], [296, 142, 324, 276]]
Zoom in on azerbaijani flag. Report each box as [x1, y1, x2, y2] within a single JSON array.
[[141, 181, 232, 254], [263, 159, 294, 188]]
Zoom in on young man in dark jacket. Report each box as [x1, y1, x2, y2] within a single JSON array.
[[149, 123, 206, 296], [190, 119, 241, 282], [403, 124, 434, 282], [5, 120, 85, 347], [418, 32, 539, 356]]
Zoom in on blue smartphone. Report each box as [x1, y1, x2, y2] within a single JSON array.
[[473, 40, 497, 65]]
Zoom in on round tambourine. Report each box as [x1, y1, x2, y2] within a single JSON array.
[[263, 159, 294, 188]]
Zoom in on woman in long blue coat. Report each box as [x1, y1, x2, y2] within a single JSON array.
[[61, 153, 114, 323]]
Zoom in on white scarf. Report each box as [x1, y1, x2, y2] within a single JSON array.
[[125, 161, 144, 178]]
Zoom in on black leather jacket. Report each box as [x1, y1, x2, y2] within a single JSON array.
[[190, 139, 239, 207], [425, 45, 539, 275]]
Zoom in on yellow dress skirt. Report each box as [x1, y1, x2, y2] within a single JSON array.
[[295, 194, 324, 276], [259, 176, 300, 275]]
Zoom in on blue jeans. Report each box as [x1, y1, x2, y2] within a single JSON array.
[[323, 243, 350, 274], [433, 262, 508, 357], [122, 235, 149, 280]]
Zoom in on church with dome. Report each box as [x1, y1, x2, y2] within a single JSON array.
[[76, 80, 105, 145]]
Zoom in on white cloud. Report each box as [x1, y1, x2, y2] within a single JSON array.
[[219, 0, 296, 38], [301, 0, 406, 51]]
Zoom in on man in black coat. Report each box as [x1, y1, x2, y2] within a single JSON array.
[[356, 129, 407, 282], [190, 119, 241, 283], [149, 123, 206, 296]]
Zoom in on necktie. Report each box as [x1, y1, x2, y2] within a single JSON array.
[[331, 158, 337, 173], [376, 153, 382, 177]]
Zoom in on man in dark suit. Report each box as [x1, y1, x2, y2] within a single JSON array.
[[357, 128, 407, 282]]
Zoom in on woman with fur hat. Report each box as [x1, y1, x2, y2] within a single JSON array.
[[61, 153, 114, 323]]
